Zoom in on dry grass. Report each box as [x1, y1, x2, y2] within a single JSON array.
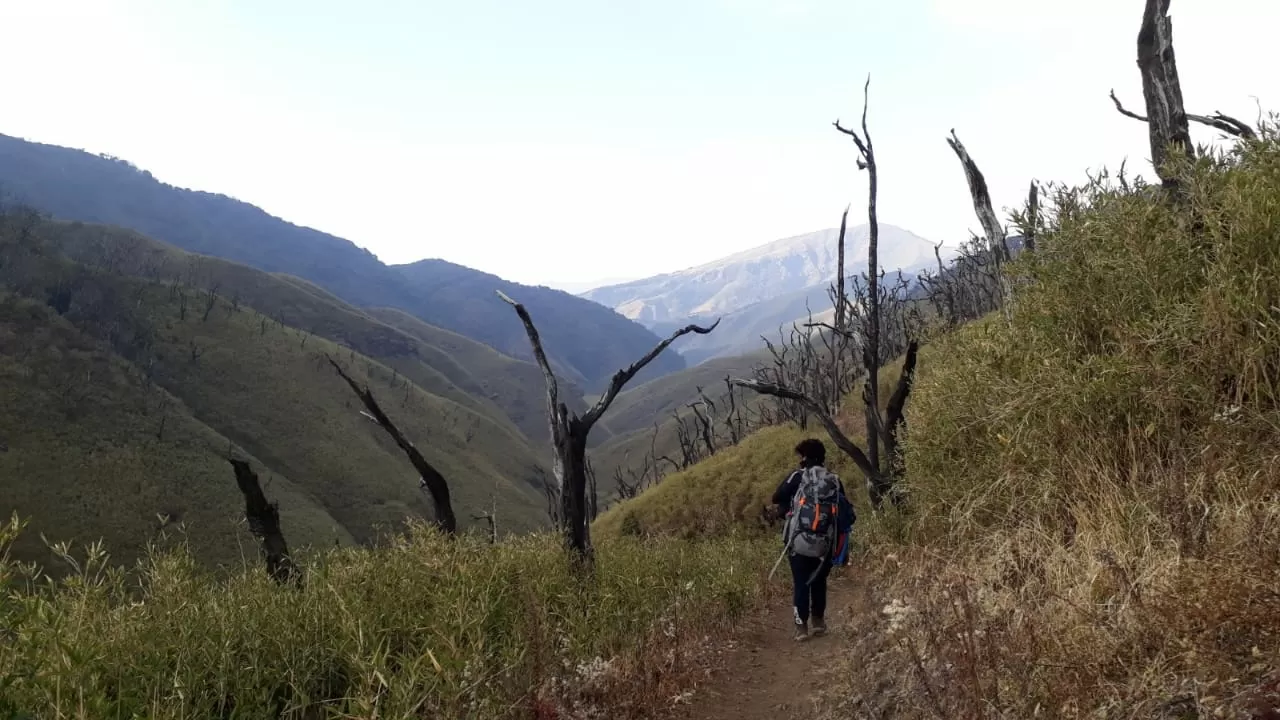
[[0, 518, 775, 719], [833, 128, 1280, 718]]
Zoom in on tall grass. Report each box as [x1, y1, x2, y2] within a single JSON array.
[[0, 516, 774, 719], [837, 127, 1280, 717]]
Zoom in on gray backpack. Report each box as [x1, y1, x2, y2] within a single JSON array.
[[783, 466, 842, 558]]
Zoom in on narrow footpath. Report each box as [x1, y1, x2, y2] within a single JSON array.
[[673, 567, 873, 720]]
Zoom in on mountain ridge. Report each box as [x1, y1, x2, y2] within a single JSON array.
[[0, 215, 551, 569], [584, 223, 954, 362], [0, 132, 683, 392]]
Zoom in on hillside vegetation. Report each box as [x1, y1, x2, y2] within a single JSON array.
[[0, 525, 774, 719], [3, 78, 1278, 720], [40, 221, 554, 447], [600, 130, 1280, 716], [0, 214, 550, 570], [0, 132, 684, 392], [846, 134, 1280, 717]]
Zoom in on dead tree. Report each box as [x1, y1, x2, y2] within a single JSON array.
[[585, 457, 600, 522], [880, 341, 919, 485], [471, 496, 498, 544], [499, 289, 718, 563], [1107, 0, 1253, 196], [946, 129, 1013, 315], [688, 394, 717, 458], [722, 376, 747, 445], [228, 458, 296, 585], [201, 283, 220, 322], [1108, 89, 1255, 155], [732, 343, 918, 507], [729, 377, 876, 490], [673, 407, 702, 468], [326, 356, 457, 534], [835, 75, 884, 483], [1023, 181, 1039, 253], [830, 205, 852, 410], [1135, 0, 1191, 191], [757, 328, 812, 428]]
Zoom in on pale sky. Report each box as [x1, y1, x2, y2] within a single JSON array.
[[1, 0, 1274, 288]]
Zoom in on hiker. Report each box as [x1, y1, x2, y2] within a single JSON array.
[[771, 438, 855, 642]]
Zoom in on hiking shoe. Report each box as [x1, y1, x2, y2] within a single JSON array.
[[811, 615, 827, 636], [793, 621, 810, 642]]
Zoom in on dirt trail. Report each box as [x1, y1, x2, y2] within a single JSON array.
[[673, 566, 872, 720]]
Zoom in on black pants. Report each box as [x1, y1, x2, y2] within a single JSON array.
[[789, 552, 833, 624]]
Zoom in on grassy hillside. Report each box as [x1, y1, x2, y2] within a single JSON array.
[[0, 292, 345, 572], [0, 215, 550, 570], [594, 350, 768, 439], [38, 221, 538, 442], [0, 132, 683, 394], [593, 425, 863, 541], [395, 258, 687, 392], [365, 306, 593, 448], [31, 217, 574, 453], [851, 137, 1280, 716], [594, 131, 1280, 716]]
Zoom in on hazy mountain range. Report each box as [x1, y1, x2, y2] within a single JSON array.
[[0, 128, 950, 571], [0, 133, 684, 394], [583, 224, 955, 364]]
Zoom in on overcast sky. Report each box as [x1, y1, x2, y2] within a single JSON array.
[[2, 0, 1274, 288]]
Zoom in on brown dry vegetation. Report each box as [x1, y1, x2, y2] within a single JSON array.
[[836, 128, 1280, 718]]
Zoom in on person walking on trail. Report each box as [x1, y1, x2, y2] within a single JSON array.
[[771, 438, 856, 642]]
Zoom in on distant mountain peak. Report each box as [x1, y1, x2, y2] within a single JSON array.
[[582, 223, 944, 328]]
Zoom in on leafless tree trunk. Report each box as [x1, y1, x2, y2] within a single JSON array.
[[1134, 0, 1193, 192], [228, 458, 297, 585], [946, 129, 1014, 318], [831, 205, 851, 410], [585, 457, 600, 522], [1107, 0, 1253, 197], [689, 392, 717, 458], [201, 283, 220, 322], [499, 290, 718, 564], [326, 356, 458, 534], [723, 376, 744, 445], [880, 340, 919, 491], [472, 496, 498, 544], [732, 340, 920, 507], [1024, 181, 1039, 253], [835, 76, 882, 480]]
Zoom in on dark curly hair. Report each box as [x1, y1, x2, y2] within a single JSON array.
[[794, 438, 826, 466]]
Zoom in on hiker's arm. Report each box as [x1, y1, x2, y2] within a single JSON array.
[[771, 471, 799, 508]]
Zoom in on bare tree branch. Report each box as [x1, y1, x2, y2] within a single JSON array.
[[1109, 88, 1257, 140], [471, 495, 498, 544], [728, 377, 879, 487], [326, 355, 458, 534], [228, 458, 297, 585], [581, 319, 721, 429]]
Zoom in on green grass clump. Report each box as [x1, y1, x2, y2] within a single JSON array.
[[594, 424, 871, 541], [0, 517, 773, 719]]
